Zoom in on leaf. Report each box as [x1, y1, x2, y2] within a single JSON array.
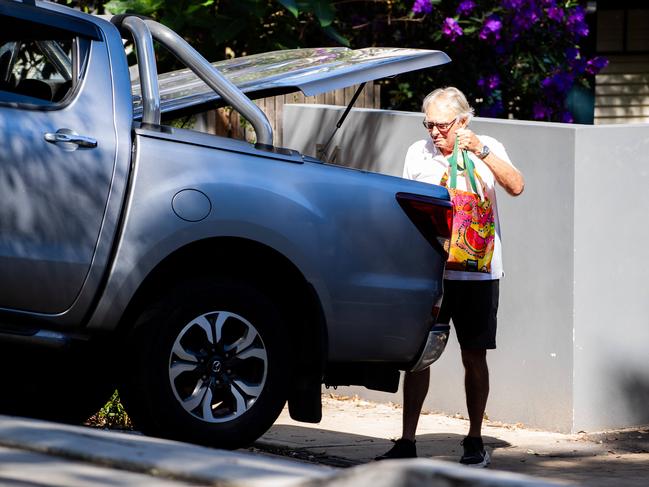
[[208, 17, 248, 45], [323, 25, 350, 47], [277, 0, 299, 17], [184, 0, 215, 15], [310, 0, 335, 27], [104, 0, 163, 16]]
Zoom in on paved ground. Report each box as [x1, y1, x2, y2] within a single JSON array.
[[0, 415, 332, 487], [0, 395, 647, 486], [256, 394, 649, 486], [0, 411, 552, 487]]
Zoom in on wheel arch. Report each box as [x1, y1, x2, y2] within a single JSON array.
[[117, 237, 327, 417]]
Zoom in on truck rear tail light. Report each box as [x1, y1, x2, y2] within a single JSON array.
[[396, 192, 453, 258]]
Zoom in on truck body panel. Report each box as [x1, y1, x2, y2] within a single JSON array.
[[88, 126, 447, 362]]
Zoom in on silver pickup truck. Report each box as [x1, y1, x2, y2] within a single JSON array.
[[0, 0, 453, 448]]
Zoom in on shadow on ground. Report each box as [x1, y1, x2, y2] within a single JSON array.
[[256, 424, 510, 467], [256, 423, 649, 487]]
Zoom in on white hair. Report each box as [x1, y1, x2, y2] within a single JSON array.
[[421, 87, 474, 123]]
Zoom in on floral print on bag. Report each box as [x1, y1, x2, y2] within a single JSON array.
[[440, 140, 496, 273]]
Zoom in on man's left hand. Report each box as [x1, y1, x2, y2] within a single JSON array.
[[456, 128, 482, 155]]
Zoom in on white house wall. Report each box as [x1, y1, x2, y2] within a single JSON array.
[[283, 105, 649, 432]]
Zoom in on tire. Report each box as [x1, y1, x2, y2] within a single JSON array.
[[120, 277, 289, 449], [0, 345, 115, 424]]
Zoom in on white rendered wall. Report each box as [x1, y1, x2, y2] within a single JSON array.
[[283, 105, 649, 432]]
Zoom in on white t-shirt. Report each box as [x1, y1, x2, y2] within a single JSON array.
[[403, 135, 513, 281]]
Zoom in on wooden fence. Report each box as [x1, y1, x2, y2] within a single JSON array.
[[202, 82, 381, 145]]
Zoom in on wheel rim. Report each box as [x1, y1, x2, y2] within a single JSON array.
[[168, 310, 268, 423]]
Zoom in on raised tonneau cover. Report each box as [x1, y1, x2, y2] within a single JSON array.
[[132, 47, 450, 118]]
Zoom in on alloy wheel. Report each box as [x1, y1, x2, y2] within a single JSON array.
[[168, 310, 268, 423]]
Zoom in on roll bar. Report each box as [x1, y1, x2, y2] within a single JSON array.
[[116, 15, 274, 146]]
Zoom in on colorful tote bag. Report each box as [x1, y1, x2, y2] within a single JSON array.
[[440, 139, 496, 273]]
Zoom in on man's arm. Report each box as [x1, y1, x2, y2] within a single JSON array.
[[456, 128, 525, 196]]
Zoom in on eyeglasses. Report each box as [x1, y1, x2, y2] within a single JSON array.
[[422, 117, 458, 132]]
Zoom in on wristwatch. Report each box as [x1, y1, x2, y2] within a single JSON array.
[[477, 145, 490, 159]]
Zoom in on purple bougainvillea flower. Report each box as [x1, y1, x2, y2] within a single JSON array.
[[509, 0, 541, 31], [477, 75, 500, 91], [573, 22, 589, 37], [568, 5, 585, 22], [560, 111, 574, 123], [502, 0, 525, 10], [487, 74, 501, 90], [567, 5, 589, 37], [586, 56, 609, 75], [542, 72, 575, 94], [569, 57, 587, 74], [555, 72, 575, 92], [479, 15, 502, 42], [565, 47, 579, 60], [456, 0, 476, 16], [442, 17, 464, 41], [541, 0, 556, 7], [525, 8, 540, 26], [412, 0, 432, 15], [547, 6, 564, 22], [532, 102, 549, 120]]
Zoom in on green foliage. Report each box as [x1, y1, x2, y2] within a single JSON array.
[[62, 0, 107, 13], [388, 82, 414, 108], [96, 0, 348, 70], [278, 0, 299, 17], [334, 0, 604, 121], [88, 390, 132, 429], [57, 0, 602, 121]]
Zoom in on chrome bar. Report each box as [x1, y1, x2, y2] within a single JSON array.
[[122, 17, 160, 125], [36, 41, 72, 82], [144, 19, 273, 146]]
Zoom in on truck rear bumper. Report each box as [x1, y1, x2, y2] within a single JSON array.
[[408, 324, 450, 372]]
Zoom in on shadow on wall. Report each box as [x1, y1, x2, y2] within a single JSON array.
[[619, 370, 649, 426], [325, 109, 411, 176], [283, 105, 406, 178]]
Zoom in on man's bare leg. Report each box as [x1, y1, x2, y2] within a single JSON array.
[[461, 349, 489, 438], [402, 367, 430, 441], [375, 367, 430, 459]]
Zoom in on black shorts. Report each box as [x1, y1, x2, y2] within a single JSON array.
[[437, 279, 499, 350]]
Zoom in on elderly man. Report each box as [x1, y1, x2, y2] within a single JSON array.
[[377, 87, 524, 467]]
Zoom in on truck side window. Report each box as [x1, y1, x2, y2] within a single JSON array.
[[0, 18, 89, 107]]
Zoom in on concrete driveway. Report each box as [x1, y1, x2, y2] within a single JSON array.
[[1, 395, 646, 486], [258, 394, 649, 486], [0, 406, 560, 487]]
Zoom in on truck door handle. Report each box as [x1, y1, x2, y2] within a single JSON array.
[[44, 129, 97, 149]]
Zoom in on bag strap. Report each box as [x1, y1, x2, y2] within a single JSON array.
[[447, 137, 479, 194], [448, 138, 459, 189]]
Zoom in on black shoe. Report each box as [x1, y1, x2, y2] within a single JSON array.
[[460, 436, 491, 467], [375, 439, 417, 460]]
